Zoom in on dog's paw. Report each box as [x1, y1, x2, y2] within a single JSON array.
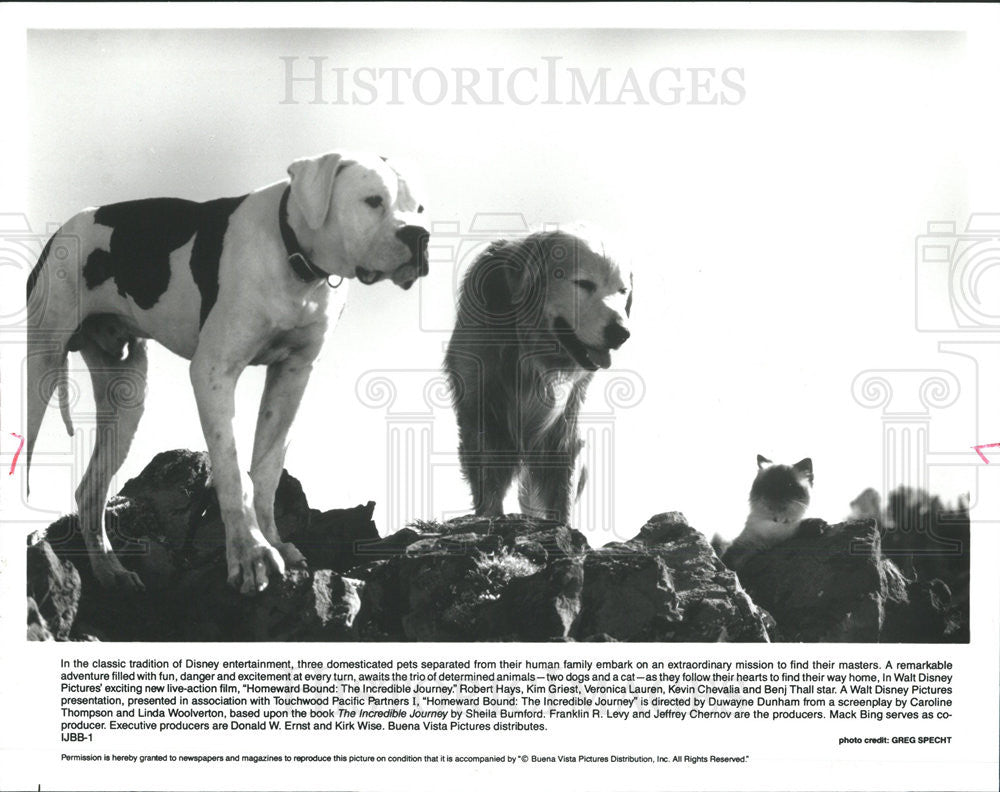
[[275, 541, 306, 568], [227, 540, 285, 595], [92, 555, 146, 592]]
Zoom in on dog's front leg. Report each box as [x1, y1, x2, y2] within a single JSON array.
[[190, 349, 285, 594], [519, 435, 584, 525], [248, 346, 321, 568]]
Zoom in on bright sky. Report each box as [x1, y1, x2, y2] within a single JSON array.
[[17, 27, 979, 546]]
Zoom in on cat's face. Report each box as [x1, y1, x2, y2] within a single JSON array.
[[749, 455, 813, 523]]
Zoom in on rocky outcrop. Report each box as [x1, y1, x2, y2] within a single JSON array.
[[27, 598, 53, 641], [728, 518, 966, 643], [574, 513, 769, 642], [27, 450, 378, 642], [881, 487, 970, 640], [348, 511, 770, 642], [26, 450, 967, 643], [26, 540, 81, 640]]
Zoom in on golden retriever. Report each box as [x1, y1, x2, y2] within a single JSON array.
[[444, 230, 632, 523]]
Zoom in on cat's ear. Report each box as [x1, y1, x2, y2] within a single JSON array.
[[756, 454, 773, 469], [793, 457, 814, 485]]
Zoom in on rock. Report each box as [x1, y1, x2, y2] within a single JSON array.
[[24, 449, 968, 642], [272, 470, 312, 541], [251, 569, 365, 641], [350, 516, 591, 641], [188, 470, 311, 562], [734, 518, 886, 642], [348, 512, 771, 643], [312, 573, 365, 634], [118, 449, 213, 552], [727, 518, 959, 642], [356, 547, 498, 642], [576, 512, 771, 642], [882, 577, 963, 643], [27, 597, 52, 641], [500, 558, 585, 641], [352, 525, 427, 562], [845, 487, 970, 641], [881, 488, 970, 639], [28, 450, 387, 641], [26, 540, 81, 640], [287, 502, 380, 571], [105, 497, 176, 590]]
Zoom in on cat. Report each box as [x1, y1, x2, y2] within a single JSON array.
[[722, 454, 813, 573]]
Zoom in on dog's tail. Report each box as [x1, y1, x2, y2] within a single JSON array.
[[26, 352, 76, 497], [57, 354, 75, 437], [25, 339, 75, 499], [25, 231, 76, 497]]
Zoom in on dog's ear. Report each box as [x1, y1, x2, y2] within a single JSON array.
[[470, 235, 548, 325], [287, 152, 344, 229], [494, 236, 541, 309], [756, 454, 773, 469], [460, 240, 516, 325], [506, 245, 536, 306], [512, 232, 568, 308], [793, 457, 814, 485], [625, 272, 633, 317]]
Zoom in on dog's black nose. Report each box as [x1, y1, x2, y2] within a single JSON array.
[[396, 225, 430, 276], [604, 322, 631, 349]]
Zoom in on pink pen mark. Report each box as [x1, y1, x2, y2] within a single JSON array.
[[972, 443, 1000, 464], [9, 432, 25, 475]]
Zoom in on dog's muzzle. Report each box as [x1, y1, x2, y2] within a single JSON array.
[[604, 321, 631, 349], [553, 316, 617, 371], [355, 225, 430, 290], [356, 267, 384, 285], [394, 225, 430, 290]]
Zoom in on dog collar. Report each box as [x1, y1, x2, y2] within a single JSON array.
[[279, 186, 343, 287]]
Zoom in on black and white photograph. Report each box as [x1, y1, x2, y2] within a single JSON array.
[[2, 3, 998, 791]]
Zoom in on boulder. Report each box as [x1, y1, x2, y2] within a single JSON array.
[[27, 450, 384, 641], [287, 502, 379, 571], [27, 597, 52, 641], [500, 558, 584, 641], [575, 513, 771, 642], [118, 449, 213, 552], [26, 539, 81, 640], [346, 513, 771, 642], [727, 518, 961, 642]]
